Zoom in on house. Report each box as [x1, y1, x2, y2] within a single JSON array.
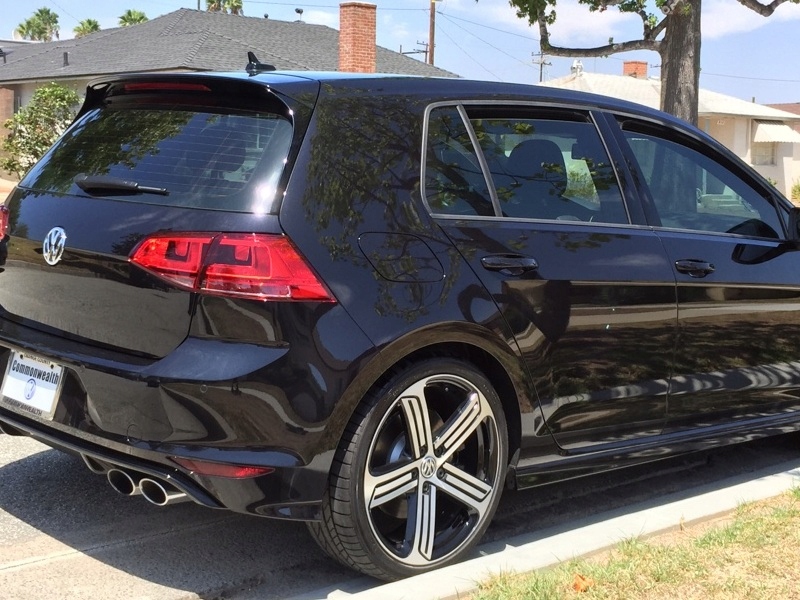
[[0, 3, 454, 134], [769, 103, 800, 134], [539, 61, 800, 197]]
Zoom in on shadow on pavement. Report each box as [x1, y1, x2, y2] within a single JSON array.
[[0, 439, 360, 599], [1, 432, 799, 599]]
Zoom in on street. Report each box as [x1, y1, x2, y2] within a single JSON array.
[[2, 430, 799, 600]]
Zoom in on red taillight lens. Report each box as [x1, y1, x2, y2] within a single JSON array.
[[171, 456, 275, 479], [0, 205, 8, 237], [130, 233, 335, 302], [129, 234, 212, 288]]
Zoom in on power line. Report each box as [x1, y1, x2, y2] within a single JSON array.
[[436, 11, 539, 42], [436, 24, 501, 80], [701, 71, 800, 84], [437, 13, 535, 71]]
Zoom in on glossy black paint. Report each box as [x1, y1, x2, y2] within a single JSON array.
[[660, 231, 800, 428], [1, 72, 800, 528], [441, 218, 677, 455]]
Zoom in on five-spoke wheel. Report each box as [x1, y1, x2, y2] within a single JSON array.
[[308, 359, 507, 580]]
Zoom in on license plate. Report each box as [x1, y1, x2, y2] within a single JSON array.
[[1, 351, 64, 420]]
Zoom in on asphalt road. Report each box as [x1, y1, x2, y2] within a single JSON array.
[[2, 430, 799, 600]]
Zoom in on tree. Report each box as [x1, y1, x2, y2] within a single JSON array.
[[15, 7, 60, 42], [508, 0, 799, 125], [206, 0, 244, 14], [0, 83, 80, 178], [118, 9, 148, 26], [73, 19, 100, 38]]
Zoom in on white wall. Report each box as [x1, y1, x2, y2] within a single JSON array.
[[17, 79, 87, 107]]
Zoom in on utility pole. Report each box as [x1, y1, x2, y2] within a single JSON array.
[[428, 0, 436, 65], [401, 41, 429, 65], [532, 51, 551, 82]]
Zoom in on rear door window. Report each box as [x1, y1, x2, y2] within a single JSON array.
[[423, 104, 628, 225], [465, 110, 628, 224]]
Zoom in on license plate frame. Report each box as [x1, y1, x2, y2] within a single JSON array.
[[0, 351, 65, 420]]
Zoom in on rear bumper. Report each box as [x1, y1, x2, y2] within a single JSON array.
[[0, 409, 327, 519], [0, 305, 375, 520]]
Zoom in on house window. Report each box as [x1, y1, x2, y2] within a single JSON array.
[[752, 142, 777, 166]]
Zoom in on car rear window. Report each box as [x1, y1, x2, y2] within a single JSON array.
[[22, 105, 293, 213]]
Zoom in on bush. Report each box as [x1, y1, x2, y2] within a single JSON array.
[[792, 180, 800, 202], [1, 82, 80, 178]]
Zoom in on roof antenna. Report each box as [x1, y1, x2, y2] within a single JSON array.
[[246, 51, 276, 75]]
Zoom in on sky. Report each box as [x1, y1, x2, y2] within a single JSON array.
[[2, 0, 800, 105]]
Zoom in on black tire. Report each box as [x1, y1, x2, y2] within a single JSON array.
[[307, 358, 508, 580]]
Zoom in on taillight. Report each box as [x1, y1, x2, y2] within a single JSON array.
[[0, 205, 9, 237], [130, 233, 335, 302]]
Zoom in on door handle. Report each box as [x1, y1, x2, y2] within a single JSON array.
[[675, 259, 715, 278], [480, 254, 539, 276]]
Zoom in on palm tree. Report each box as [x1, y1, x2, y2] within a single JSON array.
[[206, 0, 244, 15], [14, 20, 36, 40], [118, 9, 148, 26], [15, 7, 60, 42], [73, 19, 100, 38]]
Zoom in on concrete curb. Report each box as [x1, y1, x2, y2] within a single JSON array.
[[335, 459, 800, 600]]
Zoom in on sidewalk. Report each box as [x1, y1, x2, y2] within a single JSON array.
[[287, 458, 800, 600]]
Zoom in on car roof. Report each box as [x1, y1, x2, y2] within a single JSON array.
[[85, 69, 691, 133]]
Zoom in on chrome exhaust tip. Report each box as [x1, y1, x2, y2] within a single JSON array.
[[140, 478, 189, 506], [107, 468, 142, 496]]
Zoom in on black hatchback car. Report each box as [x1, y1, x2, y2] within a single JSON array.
[[2, 69, 800, 580]]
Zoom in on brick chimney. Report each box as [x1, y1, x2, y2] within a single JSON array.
[[623, 61, 648, 79], [339, 2, 376, 73]]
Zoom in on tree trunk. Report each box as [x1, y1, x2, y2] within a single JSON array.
[[659, 0, 702, 125]]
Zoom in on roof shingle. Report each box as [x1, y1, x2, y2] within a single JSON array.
[[0, 8, 455, 84]]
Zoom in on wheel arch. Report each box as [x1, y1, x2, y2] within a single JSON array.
[[318, 322, 533, 468]]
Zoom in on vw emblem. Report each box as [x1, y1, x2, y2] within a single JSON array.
[[43, 227, 67, 266], [420, 456, 437, 479]]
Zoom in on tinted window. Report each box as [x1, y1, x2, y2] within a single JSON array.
[[623, 128, 783, 239], [24, 107, 292, 212], [425, 106, 494, 217], [467, 113, 627, 223]]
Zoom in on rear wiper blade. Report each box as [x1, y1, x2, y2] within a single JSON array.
[[74, 174, 169, 196]]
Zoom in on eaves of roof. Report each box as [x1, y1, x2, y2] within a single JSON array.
[[0, 8, 456, 85], [539, 72, 800, 121]]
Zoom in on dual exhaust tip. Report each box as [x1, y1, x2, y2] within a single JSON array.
[[106, 467, 189, 506]]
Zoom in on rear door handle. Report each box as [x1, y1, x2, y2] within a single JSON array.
[[675, 259, 715, 278], [480, 254, 539, 276]]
